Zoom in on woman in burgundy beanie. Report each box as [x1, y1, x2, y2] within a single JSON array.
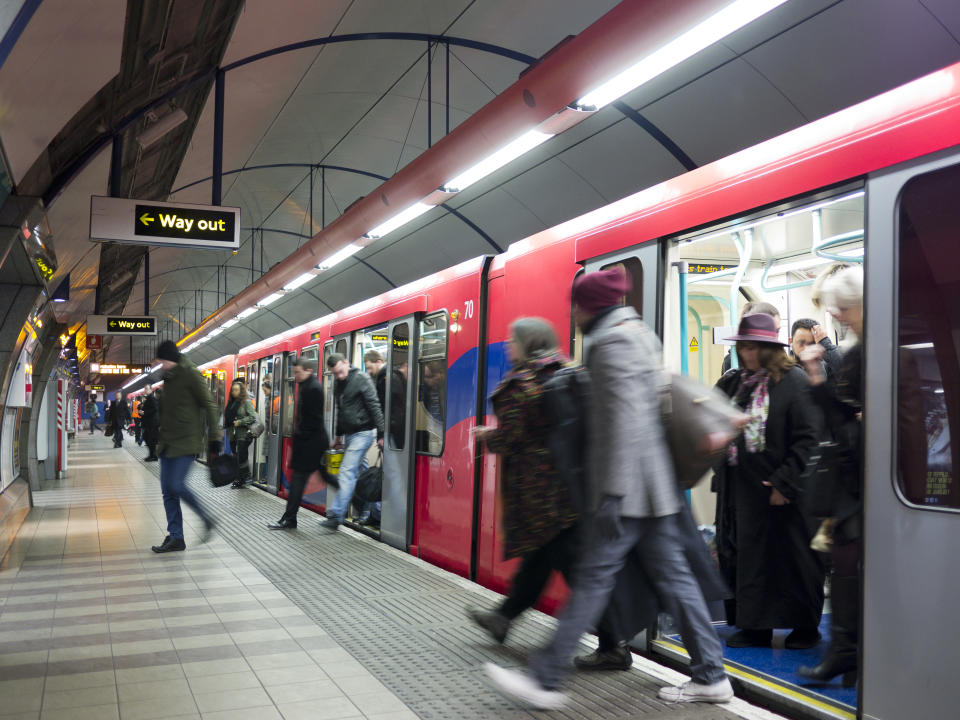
[[572, 266, 632, 315]]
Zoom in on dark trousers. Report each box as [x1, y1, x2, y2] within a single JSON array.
[[146, 442, 158, 459], [134, 419, 142, 444], [113, 425, 123, 446], [234, 439, 252, 480], [281, 469, 311, 522], [500, 525, 579, 620]]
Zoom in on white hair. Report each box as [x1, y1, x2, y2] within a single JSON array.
[[814, 264, 863, 315]]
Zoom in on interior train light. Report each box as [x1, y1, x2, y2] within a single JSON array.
[[576, 0, 790, 111], [283, 271, 318, 291], [256, 292, 284, 307], [237, 307, 258, 319], [442, 130, 553, 193], [317, 243, 362, 270], [365, 203, 434, 240]]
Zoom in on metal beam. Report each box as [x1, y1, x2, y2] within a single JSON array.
[[212, 70, 225, 205]]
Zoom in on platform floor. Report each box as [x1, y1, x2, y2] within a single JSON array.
[[0, 432, 786, 720]]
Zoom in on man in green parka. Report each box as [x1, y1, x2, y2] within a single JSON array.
[[150, 340, 221, 553]]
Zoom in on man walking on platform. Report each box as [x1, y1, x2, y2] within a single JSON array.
[[150, 341, 220, 554], [322, 353, 383, 529], [268, 357, 331, 529], [85, 397, 100, 434], [108, 391, 130, 448], [485, 267, 732, 709]]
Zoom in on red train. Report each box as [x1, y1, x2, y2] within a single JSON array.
[[196, 61, 960, 719]]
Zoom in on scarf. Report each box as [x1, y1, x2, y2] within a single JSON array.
[[728, 370, 770, 466], [225, 399, 241, 429]]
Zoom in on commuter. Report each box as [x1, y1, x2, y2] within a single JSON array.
[[108, 391, 130, 448], [789, 318, 842, 385], [225, 380, 257, 489], [322, 353, 383, 529], [713, 313, 824, 649], [269, 357, 330, 530], [721, 301, 781, 374], [150, 340, 219, 554], [84, 397, 100, 434], [797, 267, 865, 683], [469, 318, 579, 644], [131, 395, 143, 445], [141, 384, 159, 461], [485, 266, 732, 709]]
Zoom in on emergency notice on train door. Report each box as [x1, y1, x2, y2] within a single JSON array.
[[89, 196, 241, 250]]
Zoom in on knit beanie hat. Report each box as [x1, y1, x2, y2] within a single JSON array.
[[572, 266, 632, 315], [155, 340, 181, 363]]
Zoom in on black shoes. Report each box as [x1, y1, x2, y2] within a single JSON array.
[[468, 608, 510, 644], [320, 517, 341, 531], [726, 629, 773, 648], [145, 456, 158, 462], [151, 536, 186, 553], [785, 628, 822, 650], [201, 519, 215, 544], [267, 518, 297, 530], [574, 645, 633, 671], [231, 479, 249, 489]]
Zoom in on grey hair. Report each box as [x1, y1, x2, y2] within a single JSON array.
[[814, 264, 863, 314], [509, 317, 558, 362]]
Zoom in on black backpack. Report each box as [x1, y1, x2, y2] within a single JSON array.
[[354, 453, 383, 503], [542, 366, 591, 513]]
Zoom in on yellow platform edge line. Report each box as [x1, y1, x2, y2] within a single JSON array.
[[652, 639, 856, 720]]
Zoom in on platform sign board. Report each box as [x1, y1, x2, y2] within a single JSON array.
[[90, 196, 240, 250], [88, 315, 157, 336]]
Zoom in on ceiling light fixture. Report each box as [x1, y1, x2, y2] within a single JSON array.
[[237, 307, 258, 319], [317, 243, 362, 270], [256, 292, 284, 307], [442, 130, 553, 193], [365, 203, 434, 240], [576, 0, 790, 111], [222, 318, 239, 328], [136, 108, 188, 149], [283, 271, 318, 291]]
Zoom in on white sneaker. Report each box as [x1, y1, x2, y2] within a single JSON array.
[[658, 678, 734, 703], [483, 663, 566, 710]]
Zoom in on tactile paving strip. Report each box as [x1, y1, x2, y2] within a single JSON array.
[[136, 452, 743, 719]]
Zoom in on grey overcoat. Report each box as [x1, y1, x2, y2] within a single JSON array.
[[584, 306, 680, 519]]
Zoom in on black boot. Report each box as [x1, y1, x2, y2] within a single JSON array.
[[151, 536, 186, 553], [467, 607, 510, 644], [799, 575, 858, 686]]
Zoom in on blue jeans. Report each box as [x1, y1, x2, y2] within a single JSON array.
[[160, 455, 212, 540], [328, 429, 375, 520]]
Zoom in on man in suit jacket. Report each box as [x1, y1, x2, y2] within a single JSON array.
[[268, 357, 331, 529], [485, 266, 731, 710]]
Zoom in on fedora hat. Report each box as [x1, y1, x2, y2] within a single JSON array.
[[724, 313, 787, 345]]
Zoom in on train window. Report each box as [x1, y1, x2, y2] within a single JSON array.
[[416, 312, 447, 455], [335, 339, 347, 359], [322, 342, 336, 439], [247, 363, 257, 398], [897, 164, 960, 510], [601, 257, 644, 317], [281, 355, 295, 438], [288, 345, 319, 437], [358, 326, 390, 375], [389, 324, 410, 451]]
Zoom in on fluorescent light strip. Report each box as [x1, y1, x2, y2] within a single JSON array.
[[257, 292, 284, 307], [443, 130, 553, 193], [237, 307, 258, 319], [901, 342, 934, 350], [366, 203, 433, 239], [317, 243, 362, 270], [283, 272, 317, 291], [222, 318, 239, 328], [577, 0, 790, 110], [208, 328, 224, 337]]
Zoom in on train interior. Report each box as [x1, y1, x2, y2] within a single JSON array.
[[656, 187, 866, 712]]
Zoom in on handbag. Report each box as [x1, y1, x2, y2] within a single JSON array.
[[248, 413, 266, 439], [799, 441, 840, 518], [662, 373, 748, 490], [209, 453, 240, 487], [355, 452, 383, 504]]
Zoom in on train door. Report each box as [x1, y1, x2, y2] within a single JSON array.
[[322, 342, 336, 444], [656, 188, 864, 715], [861, 151, 960, 720], [381, 317, 418, 550], [252, 355, 274, 488]]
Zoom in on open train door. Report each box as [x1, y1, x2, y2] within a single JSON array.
[[381, 316, 418, 551]]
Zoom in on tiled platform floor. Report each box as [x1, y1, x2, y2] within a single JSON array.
[[0, 431, 786, 720]]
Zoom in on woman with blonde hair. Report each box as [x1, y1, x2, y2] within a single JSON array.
[[468, 317, 579, 645]]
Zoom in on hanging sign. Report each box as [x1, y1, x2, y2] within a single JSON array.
[[87, 315, 157, 336], [688, 263, 736, 274], [89, 196, 240, 250]]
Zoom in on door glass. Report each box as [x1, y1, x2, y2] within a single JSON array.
[[282, 354, 295, 438], [335, 339, 347, 358], [897, 164, 960, 509], [416, 313, 447, 455], [358, 326, 390, 377], [388, 324, 410, 450], [247, 363, 257, 397], [323, 342, 335, 438], [290, 346, 319, 437], [271, 354, 282, 434]]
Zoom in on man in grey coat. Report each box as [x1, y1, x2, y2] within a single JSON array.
[[485, 266, 731, 709]]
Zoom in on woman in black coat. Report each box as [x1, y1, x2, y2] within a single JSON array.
[[714, 313, 824, 649]]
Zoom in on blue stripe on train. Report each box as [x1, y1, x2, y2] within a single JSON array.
[[445, 341, 509, 429]]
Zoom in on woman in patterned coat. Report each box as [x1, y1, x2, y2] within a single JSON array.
[[468, 317, 579, 645]]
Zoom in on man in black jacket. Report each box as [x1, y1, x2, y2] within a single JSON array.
[[322, 353, 383, 529], [268, 357, 330, 530], [109, 391, 130, 448]]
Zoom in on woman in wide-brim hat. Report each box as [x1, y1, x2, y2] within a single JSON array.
[[713, 312, 826, 650]]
